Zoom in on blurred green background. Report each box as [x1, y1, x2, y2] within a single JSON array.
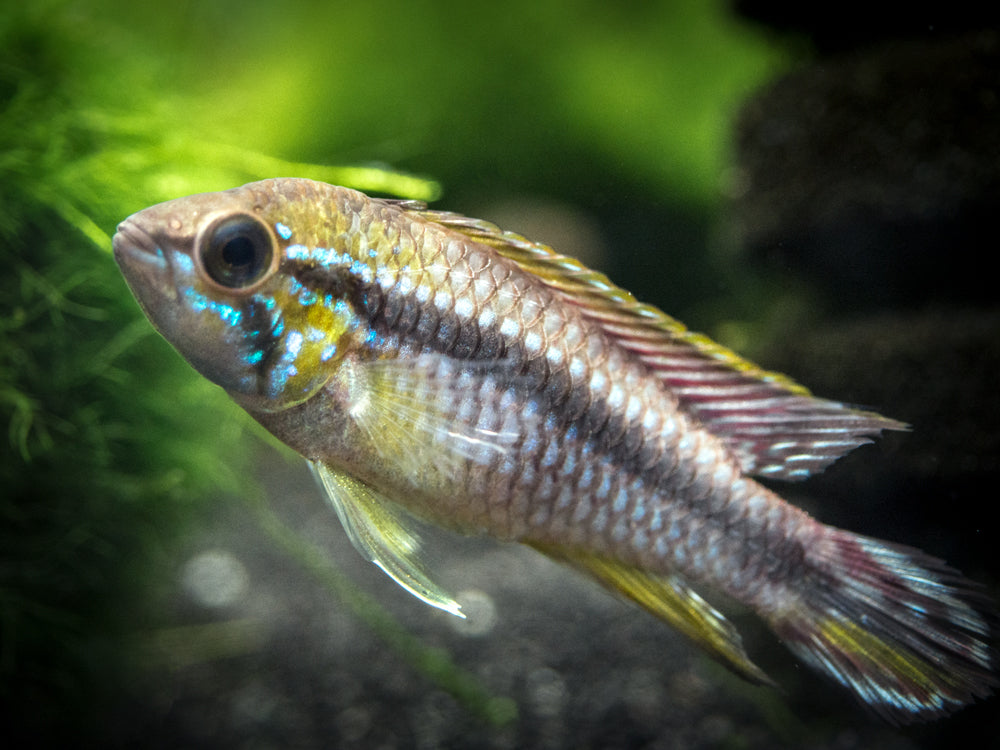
[[3, 1, 997, 747]]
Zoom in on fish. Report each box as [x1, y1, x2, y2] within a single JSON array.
[[112, 177, 996, 723]]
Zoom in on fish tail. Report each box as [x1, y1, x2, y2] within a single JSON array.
[[769, 528, 997, 723]]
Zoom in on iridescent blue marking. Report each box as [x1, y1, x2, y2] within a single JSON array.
[[561, 446, 577, 476], [173, 250, 195, 275], [350, 259, 372, 281], [541, 440, 560, 468], [267, 364, 297, 398], [275, 222, 293, 240], [253, 294, 277, 312], [320, 343, 337, 362], [611, 487, 628, 514], [266, 328, 305, 398], [520, 432, 541, 454], [649, 508, 663, 532], [284, 244, 375, 283], [265, 301, 285, 338], [519, 462, 536, 488], [665, 520, 682, 544], [596, 473, 612, 502], [184, 287, 242, 326], [285, 330, 304, 358], [142, 243, 167, 266]]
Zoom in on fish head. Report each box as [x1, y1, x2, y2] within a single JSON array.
[[113, 180, 356, 412]]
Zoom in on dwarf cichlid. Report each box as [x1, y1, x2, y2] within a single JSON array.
[[113, 178, 996, 723]]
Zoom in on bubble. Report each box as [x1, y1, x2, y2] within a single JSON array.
[[182, 549, 250, 608]]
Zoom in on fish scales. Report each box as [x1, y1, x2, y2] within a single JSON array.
[[275, 183, 804, 603], [113, 177, 996, 723]]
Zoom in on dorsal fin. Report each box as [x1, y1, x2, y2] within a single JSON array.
[[396, 202, 907, 481]]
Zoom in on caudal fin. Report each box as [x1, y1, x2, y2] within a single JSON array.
[[771, 530, 997, 724]]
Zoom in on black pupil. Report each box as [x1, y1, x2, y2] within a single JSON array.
[[202, 216, 273, 288], [222, 235, 255, 270]]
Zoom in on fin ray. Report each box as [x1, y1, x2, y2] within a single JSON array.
[[772, 530, 997, 723], [311, 461, 464, 618], [530, 543, 773, 686]]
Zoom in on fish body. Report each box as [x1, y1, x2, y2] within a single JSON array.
[[113, 178, 996, 722]]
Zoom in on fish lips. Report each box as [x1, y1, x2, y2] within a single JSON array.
[[113, 218, 179, 308]]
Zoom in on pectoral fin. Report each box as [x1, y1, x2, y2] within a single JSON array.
[[344, 355, 518, 480], [531, 543, 773, 685], [311, 461, 464, 618]]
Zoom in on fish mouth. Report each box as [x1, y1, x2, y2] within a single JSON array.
[[112, 218, 161, 267], [112, 219, 177, 302]]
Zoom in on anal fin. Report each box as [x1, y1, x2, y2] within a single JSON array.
[[311, 461, 464, 618], [530, 543, 773, 686]]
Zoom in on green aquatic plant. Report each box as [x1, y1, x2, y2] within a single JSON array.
[[0, 3, 452, 735]]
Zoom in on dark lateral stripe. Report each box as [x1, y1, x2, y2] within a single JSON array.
[[342, 276, 659, 469], [244, 295, 284, 385], [290, 264, 710, 496]]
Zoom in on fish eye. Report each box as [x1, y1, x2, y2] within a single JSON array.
[[198, 214, 277, 290]]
